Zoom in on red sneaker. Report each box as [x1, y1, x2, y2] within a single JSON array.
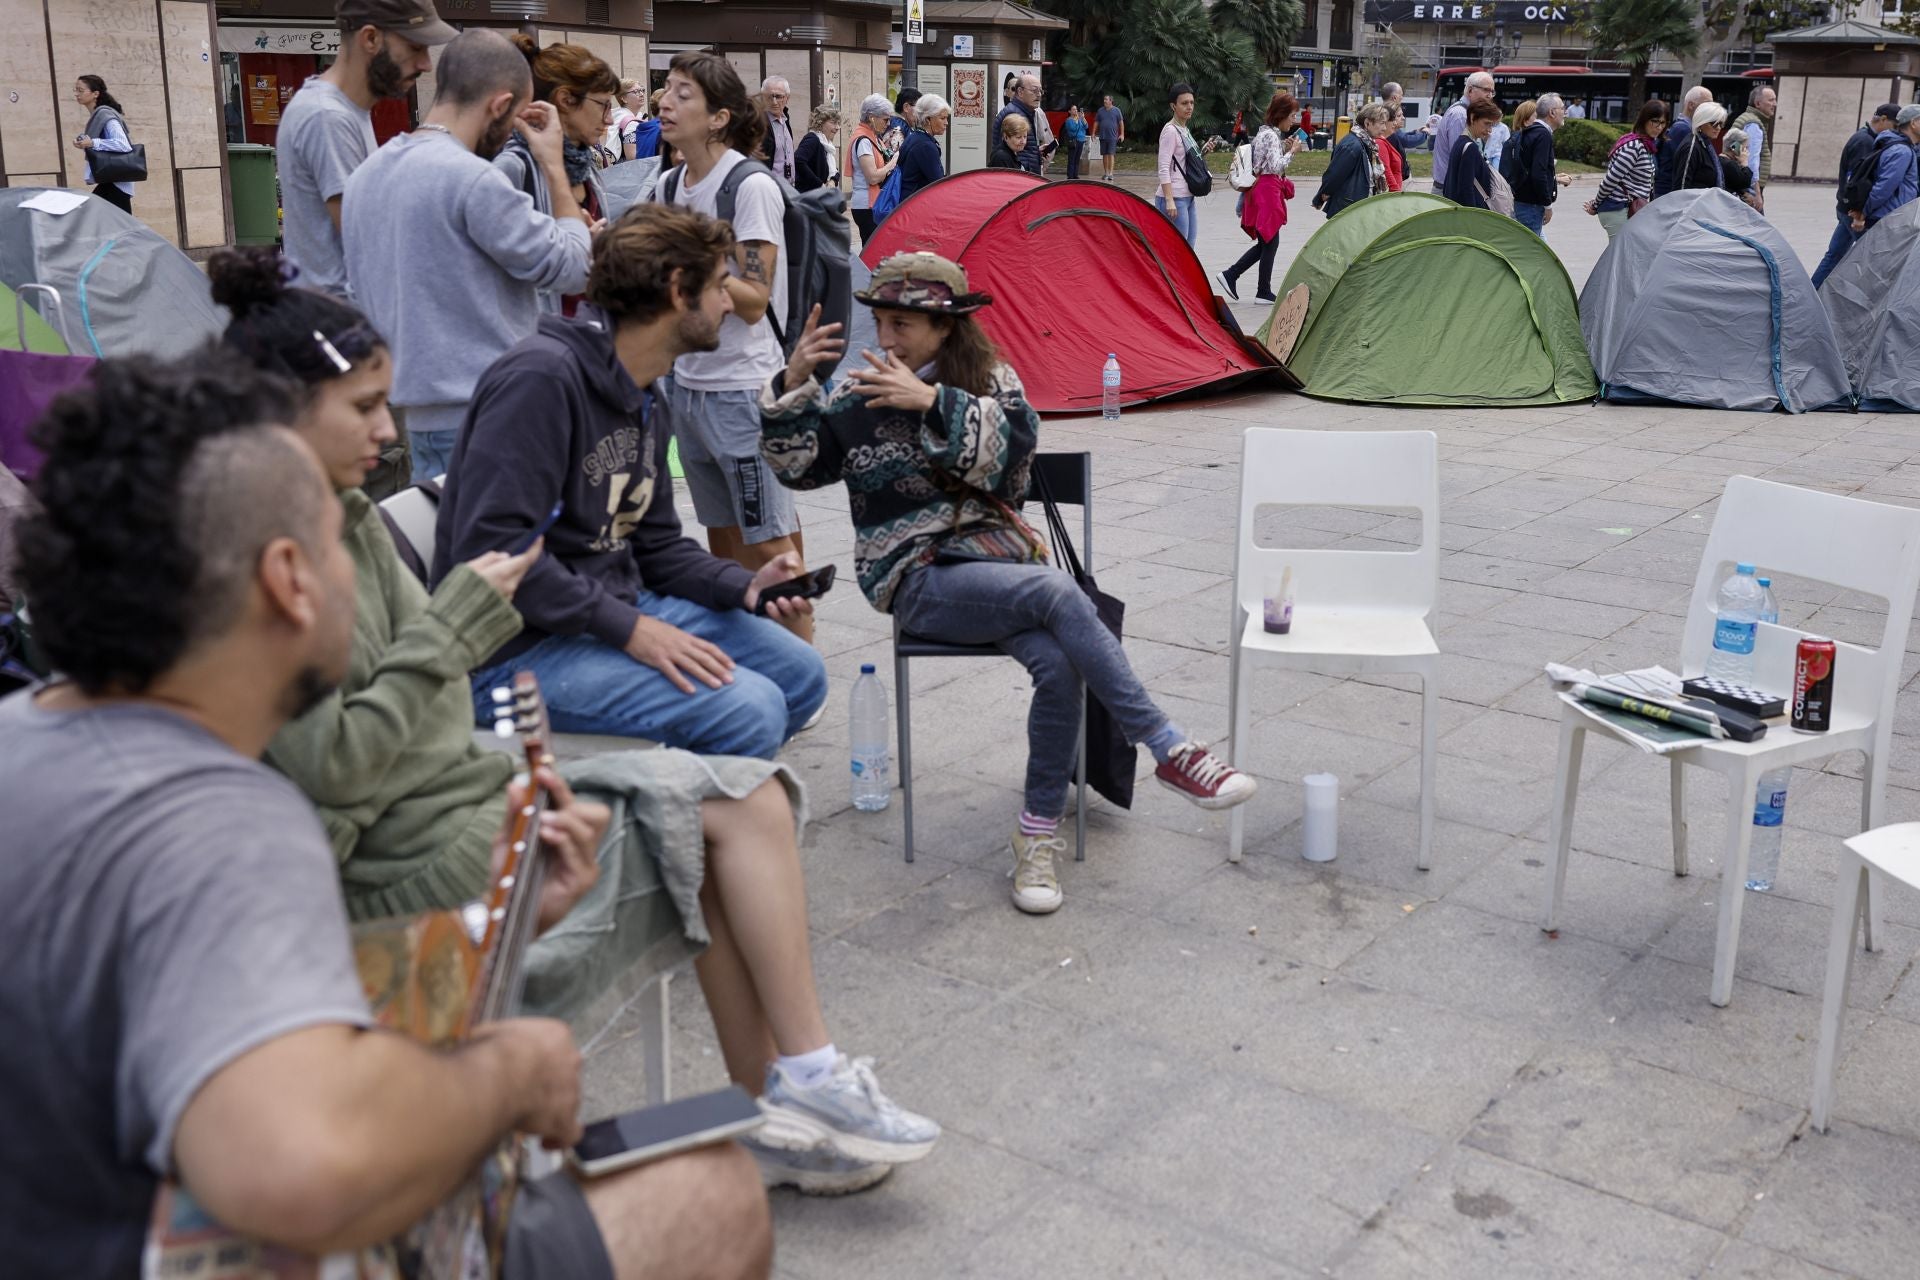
[[1155, 742, 1257, 810]]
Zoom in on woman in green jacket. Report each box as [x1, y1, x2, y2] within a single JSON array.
[[210, 247, 937, 1192]]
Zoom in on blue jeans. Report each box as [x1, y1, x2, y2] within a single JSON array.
[[1513, 201, 1546, 236], [1164, 195, 1197, 246], [1810, 215, 1859, 289], [472, 588, 828, 760], [891, 561, 1179, 818], [409, 428, 458, 483]]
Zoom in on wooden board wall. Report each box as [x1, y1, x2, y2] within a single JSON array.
[[3, 1, 225, 248]]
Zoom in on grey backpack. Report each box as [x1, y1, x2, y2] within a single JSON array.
[[659, 158, 851, 372]]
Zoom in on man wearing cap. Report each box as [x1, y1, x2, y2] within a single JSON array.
[[762, 253, 1257, 917], [1849, 103, 1920, 238], [1814, 103, 1904, 287], [277, 0, 452, 302]]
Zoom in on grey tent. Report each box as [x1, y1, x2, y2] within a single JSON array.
[[1580, 188, 1851, 413], [1820, 199, 1920, 412], [0, 189, 225, 360]]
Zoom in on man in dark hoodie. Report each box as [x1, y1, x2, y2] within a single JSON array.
[[432, 205, 829, 757]]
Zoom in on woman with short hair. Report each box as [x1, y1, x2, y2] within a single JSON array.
[[1441, 98, 1506, 210], [1313, 101, 1392, 218], [1679, 101, 1730, 191], [848, 93, 900, 242], [899, 93, 950, 202], [795, 103, 840, 193]]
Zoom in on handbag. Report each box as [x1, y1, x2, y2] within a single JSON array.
[[1180, 128, 1214, 197], [870, 165, 904, 224], [1487, 169, 1515, 217], [90, 142, 147, 185], [1627, 196, 1649, 217], [1033, 468, 1136, 810]]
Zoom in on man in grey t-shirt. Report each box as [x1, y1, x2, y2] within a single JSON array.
[[0, 349, 769, 1279], [277, 0, 448, 296]]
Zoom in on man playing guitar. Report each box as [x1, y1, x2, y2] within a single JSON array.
[[0, 351, 771, 1278]]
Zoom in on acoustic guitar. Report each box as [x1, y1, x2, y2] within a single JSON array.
[[144, 673, 558, 1280]]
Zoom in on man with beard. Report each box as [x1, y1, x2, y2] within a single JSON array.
[[433, 205, 830, 758], [278, 1, 450, 302], [0, 348, 775, 1278], [343, 28, 592, 482]]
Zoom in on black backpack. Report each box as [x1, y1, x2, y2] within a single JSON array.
[[658, 158, 852, 372]]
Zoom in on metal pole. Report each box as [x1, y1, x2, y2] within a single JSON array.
[[901, 0, 919, 96]]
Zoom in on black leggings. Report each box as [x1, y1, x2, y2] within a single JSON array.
[[93, 184, 132, 214], [853, 208, 875, 244], [1224, 234, 1280, 297]]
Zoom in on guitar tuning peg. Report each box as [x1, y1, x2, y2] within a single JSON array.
[[491, 687, 512, 704], [493, 718, 515, 738]]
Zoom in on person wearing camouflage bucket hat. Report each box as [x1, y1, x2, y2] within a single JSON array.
[[853, 251, 995, 314], [760, 262, 1257, 919]]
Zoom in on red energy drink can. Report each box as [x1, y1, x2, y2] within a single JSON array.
[[1792, 636, 1836, 733]]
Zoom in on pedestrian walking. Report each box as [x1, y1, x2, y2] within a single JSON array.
[[1848, 104, 1920, 236], [1655, 86, 1712, 197], [1095, 94, 1125, 180], [1217, 92, 1301, 303], [991, 113, 1029, 169], [273, 1, 448, 301], [1312, 102, 1391, 219], [493, 37, 617, 314], [656, 51, 816, 645], [1432, 70, 1494, 190], [1064, 105, 1088, 180], [342, 28, 591, 482], [70, 76, 138, 217], [1379, 105, 1407, 191], [1503, 92, 1569, 235], [1812, 103, 1900, 287], [848, 94, 899, 243], [761, 253, 1257, 916], [1730, 84, 1775, 213], [760, 76, 797, 183], [1677, 102, 1730, 192], [1380, 81, 1437, 173], [795, 103, 840, 193], [1720, 130, 1759, 206], [1440, 99, 1506, 210], [899, 94, 949, 202], [1158, 82, 1216, 246], [1585, 99, 1666, 237]]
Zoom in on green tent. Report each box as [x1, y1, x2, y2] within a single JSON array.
[[0, 282, 69, 354], [1259, 193, 1597, 407]]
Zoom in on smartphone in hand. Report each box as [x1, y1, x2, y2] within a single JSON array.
[[512, 501, 564, 554], [568, 1086, 765, 1178], [755, 563, 837, 614]]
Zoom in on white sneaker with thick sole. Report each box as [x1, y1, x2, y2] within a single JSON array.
[[741, 1134, 893, 1196], [758, 1055, 941, 1165], [1010, 830, 1065, 914]]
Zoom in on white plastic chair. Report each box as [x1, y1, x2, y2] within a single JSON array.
[[1544, 476, 1920, 1007], [1227, 429, 1440, 866], [1811, 823, 1920, 1132]]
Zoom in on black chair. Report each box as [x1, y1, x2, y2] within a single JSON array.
[[894, 452, 1094, 863]]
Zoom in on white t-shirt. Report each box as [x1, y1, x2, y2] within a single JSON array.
[[667, 149, 788, 391]]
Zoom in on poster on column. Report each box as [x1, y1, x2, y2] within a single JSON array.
[[953, 67, 986, 118]]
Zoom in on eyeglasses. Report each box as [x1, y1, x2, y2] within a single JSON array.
[[586, 95, 615, 116]]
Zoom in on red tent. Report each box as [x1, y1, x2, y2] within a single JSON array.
[[862, 171, 1287, 413]]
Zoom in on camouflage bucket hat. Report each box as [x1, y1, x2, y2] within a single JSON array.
[[855, 252, 994, 315]]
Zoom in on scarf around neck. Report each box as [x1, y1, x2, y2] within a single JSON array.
[[562, 137, 597, 185], [1358, 131, 1386, 194]]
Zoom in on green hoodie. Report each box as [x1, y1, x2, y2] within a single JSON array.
[[266, 490, 524, 921]]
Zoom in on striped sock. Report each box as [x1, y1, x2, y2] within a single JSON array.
[[1019, 810, 1060, 838]]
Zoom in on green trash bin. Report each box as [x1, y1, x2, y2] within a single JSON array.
[[228, 143, 280, 246]]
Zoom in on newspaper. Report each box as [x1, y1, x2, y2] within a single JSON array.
[[1545, 663, 1722, 755]]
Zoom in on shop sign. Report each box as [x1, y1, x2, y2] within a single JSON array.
[[1361, 2, 1578, 22], [220, 26, 341, 55]]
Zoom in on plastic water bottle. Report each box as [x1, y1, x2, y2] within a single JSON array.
[[1748, 577, 1788, 892], [1101, 354, 1121, 421], [850, 664, 890, 812], [1703, 562, 1765, 683]]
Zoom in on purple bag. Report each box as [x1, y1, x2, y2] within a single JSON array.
[[0, 349, 96, 479]]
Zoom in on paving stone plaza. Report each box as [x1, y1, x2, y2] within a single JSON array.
[[581, 179, 1920, 1278]]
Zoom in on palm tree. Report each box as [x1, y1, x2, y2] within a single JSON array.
[[1209, 0, 1307, 73]]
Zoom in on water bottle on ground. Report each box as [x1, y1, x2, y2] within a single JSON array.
[[1747, 577, 1788, 892], [850, 663, 891, 812], [1101, 354, 1121, 421], [1703, 562, 1765, 684]]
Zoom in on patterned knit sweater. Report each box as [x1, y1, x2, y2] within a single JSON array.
[[759, 360, 1041, 612]]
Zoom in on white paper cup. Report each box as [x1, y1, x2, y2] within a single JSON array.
[[1302, 772, 1338, 863]]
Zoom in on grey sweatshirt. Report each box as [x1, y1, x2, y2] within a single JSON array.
[[342, 129, 590, 426]]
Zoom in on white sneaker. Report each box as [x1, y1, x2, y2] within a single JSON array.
[[740, 1133, 893, 1196], [758, 1055, 941, 1164], [1010, 830, 1065, 914], [797, 703, 826, 733]]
